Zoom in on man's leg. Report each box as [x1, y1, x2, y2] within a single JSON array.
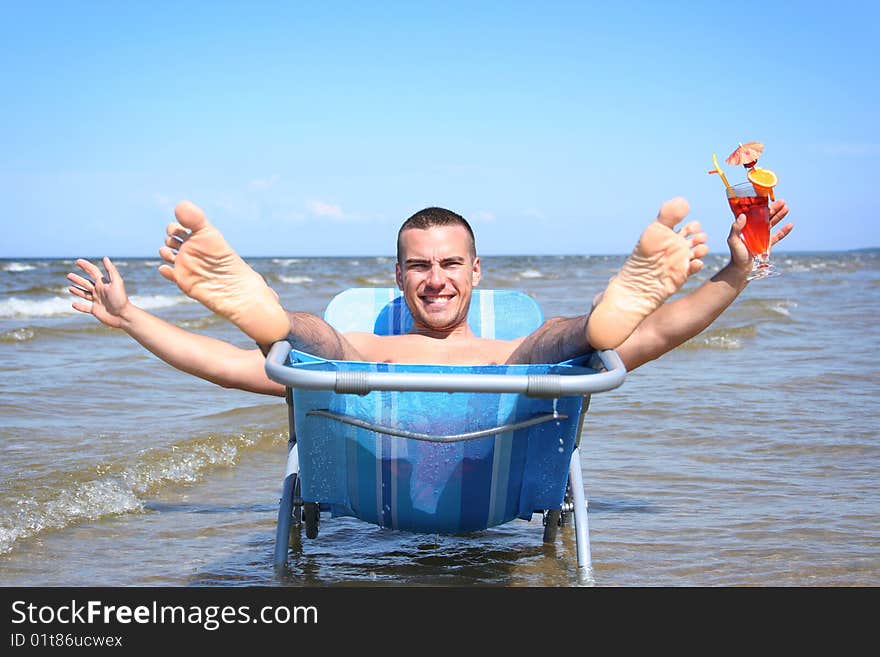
[[158, 201, 292, 349], [587, 197, 707, 350]]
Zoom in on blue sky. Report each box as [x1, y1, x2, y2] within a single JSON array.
[[1, 1, 877, 257]]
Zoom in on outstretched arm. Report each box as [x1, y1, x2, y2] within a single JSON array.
[[67, 257, 285, 397], [616, 200, 793, 371]]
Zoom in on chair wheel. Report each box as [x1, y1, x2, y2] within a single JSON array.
[[542, 479, 576, 543], [559, 481, 574, 528], [304, 502, 320, 539], [542, 509, 561, 542]]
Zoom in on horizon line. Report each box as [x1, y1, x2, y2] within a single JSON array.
[[0, 247, 877, 260]]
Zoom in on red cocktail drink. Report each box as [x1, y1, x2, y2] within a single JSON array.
[[710, 144, 779, 280], [726, 181, 777, 279], [728, 193, 770, 256]]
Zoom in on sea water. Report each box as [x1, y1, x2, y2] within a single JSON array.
[[0, 251, 878, 586]]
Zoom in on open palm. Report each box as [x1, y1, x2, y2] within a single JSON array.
[[67, 257, 129, 329]]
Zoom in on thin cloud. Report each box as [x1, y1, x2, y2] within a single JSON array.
[[308, 200, 344, 219], [152, 192, 173, 209], [249, 174, 281, 189]]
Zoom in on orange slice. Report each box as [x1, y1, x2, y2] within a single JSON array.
[[748, 167, 778, 187], [748, 167, 778, 200]]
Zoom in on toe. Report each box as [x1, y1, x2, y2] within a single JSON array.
[[656, 197, 690, 228], [174, 201, 209, 231]]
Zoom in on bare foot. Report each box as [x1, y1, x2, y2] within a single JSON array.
[[587, 197, 706, 350], [158, 201, 291, 347]]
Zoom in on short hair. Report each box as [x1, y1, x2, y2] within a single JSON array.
[[396, 207, 477, 263]]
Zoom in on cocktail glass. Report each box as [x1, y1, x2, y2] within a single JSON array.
[[726, 181, 779, 280]]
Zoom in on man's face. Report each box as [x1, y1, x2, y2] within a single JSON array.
[[395, 225, 481, 334]]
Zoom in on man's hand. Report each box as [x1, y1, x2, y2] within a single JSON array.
[[67, 257, 130, 329], [728, 199, 794, 274]]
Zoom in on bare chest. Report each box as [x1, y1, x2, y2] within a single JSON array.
[[356, 333, 519, 365]]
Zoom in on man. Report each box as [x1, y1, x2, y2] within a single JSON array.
[[67, 197, 792, 394]]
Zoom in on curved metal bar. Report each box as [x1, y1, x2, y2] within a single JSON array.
[[305, 409, 569, 442], [265, 341, 627, 397]]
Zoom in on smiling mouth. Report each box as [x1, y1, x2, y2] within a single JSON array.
[[420, 295, 454, 306]]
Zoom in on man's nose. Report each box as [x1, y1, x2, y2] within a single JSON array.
[[426, 264, 445, 287]]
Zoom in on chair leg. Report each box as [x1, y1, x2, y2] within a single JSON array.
[[273, 442, 300, 568], [568, 447, 592, 572]]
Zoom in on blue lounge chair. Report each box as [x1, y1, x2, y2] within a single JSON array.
[[265, 288, 626, 577]]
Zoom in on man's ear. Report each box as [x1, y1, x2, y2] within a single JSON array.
[[395, 262, 403, 290], [471, 257, 481, 286]]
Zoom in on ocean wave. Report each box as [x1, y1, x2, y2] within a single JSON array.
[[766, 299, 798, 318], [771, 304, 792, 317], [128, 294, 195, 311], [681, 324, 757, 350], [271, 258, 302, 266], [178, 315, 223, 330], [518, 269, 545, 279], [0, 293, 191, 318], [0, 480, 143, 555], [2, 284, 71, 297], [0, 323, 124, 343], [2, 262, 37, 272], [0, 428, 284, 555], [0, 327, 38, 343], [737, 297, 799, 320], [355, 275, 395, 286], [278, 275, 314, 285], [0, 296, 77, 318], [778, 256, 875, 273]]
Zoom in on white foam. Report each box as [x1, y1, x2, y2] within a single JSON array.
[[2, 262, 36, 272], [519, 269, 544, 279], [0, 480, 143, 555], [702, 335, 742, 349], [128, 294, 195, 310], [0, 327, 36, 342], [278, 275, 314, 285], [0, 294, 191, 318], [0, 296, 76, 317], [0, 433, 261, 555]]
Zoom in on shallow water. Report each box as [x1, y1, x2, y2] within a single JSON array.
[[1, 251, 878, 586]]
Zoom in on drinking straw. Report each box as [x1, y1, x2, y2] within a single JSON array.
[[709, 153, 733, 193]]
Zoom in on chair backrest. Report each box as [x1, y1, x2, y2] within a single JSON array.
[[290, 288, 589, 534], [323, 288, 544, 340]]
